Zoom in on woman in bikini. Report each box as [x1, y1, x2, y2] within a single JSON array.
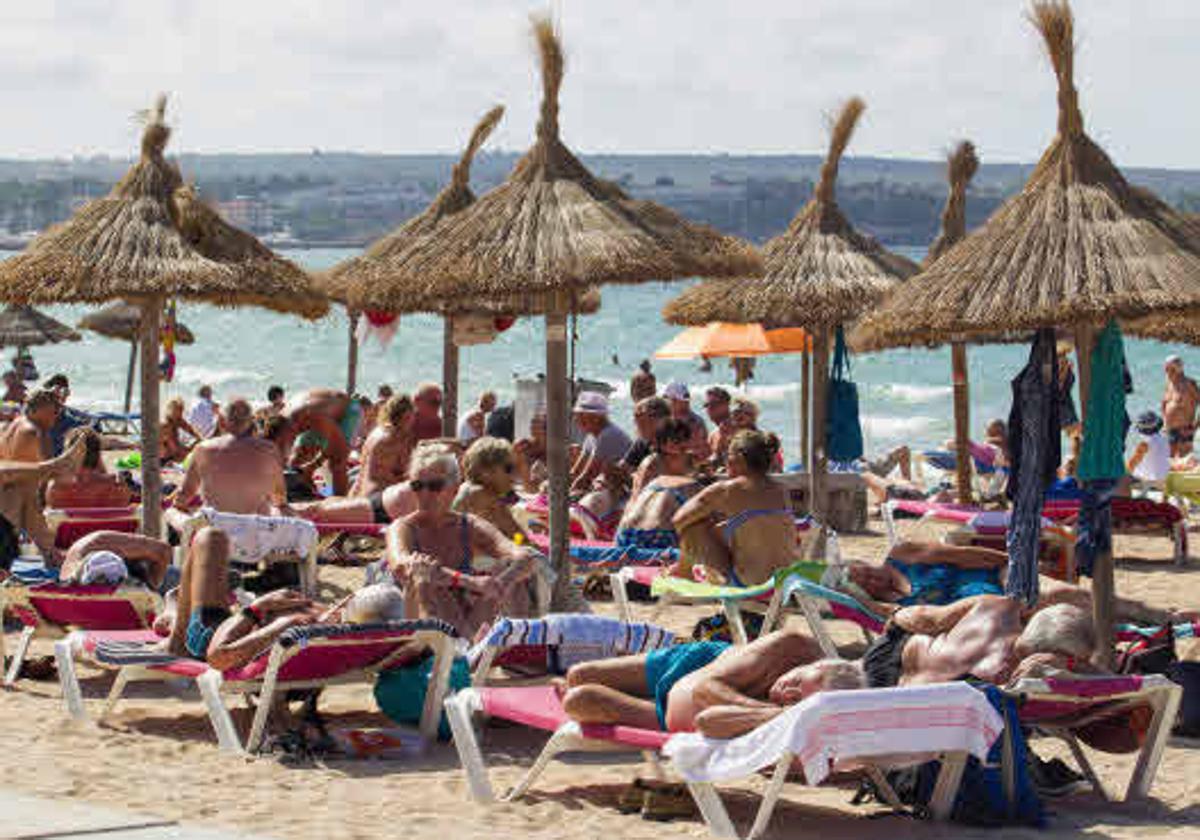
[[386, 446, 536, 638], [160, 397, 201, 464], [671, 430, 796, 587]]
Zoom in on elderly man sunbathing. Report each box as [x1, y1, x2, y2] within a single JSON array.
[[563, 600, 1096, 738]]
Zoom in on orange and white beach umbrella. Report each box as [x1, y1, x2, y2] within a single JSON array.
[[655, 322, 809, 359]]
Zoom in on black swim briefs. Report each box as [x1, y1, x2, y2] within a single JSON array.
[[368, 490, 389, 525], [862, 622, 911, 688]]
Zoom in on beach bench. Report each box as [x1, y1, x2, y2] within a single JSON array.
[[665, 682, 1004, 839], [56, 619, 459, 754], [44, 506, 142, 550], [1008, 674, 1182, 801], [1, 581, 160, 687], [446, 615, 675, 802]]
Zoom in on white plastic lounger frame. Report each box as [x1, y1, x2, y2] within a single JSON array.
[[56, 624, 458, 754], [1009, 675, 1182, 801], [1, 584, 160, 687], [443, 688, 668, 803]]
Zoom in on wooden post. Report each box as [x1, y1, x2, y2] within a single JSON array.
[[1075, 322, 1113, 666], [810, 325, 830, 521], [544, 298, 571, 607], [951, 342, 973, 504], [139, 296, 163, 539], [442, 318, 459, 438], [800, 345, 810, 472], [123, 340, 137, 415], [346, 310, 360, 395]]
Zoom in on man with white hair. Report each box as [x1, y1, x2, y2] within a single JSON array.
[[1162, 354, 1200, 456], [569, 391, 631, 495]]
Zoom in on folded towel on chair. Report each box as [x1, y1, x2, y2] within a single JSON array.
[[199, 508, 317, 565]]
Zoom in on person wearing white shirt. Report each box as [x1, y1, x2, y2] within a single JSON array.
[[1127, 410, 1171, 484], [186, 385, 222, 439], [457, 390, 497, 443]]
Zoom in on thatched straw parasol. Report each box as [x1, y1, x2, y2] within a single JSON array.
[[323, 104, 600, 426], [663, 98, 918, 520], [78, 302, 196, 414], [379, 17, 760, 598], [0, 95, 328, 537], [0, 305, 81, 347], [859, 1, 1200, 663]]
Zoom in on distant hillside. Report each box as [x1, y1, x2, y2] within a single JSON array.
[[2, 151, 1199, 248]]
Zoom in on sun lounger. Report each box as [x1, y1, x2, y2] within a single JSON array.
[[1, 581, 160, 686], [611, 563, 884, 653], [169, 508, 320, 596], [56, 618, 459, 753], [1008, 673, 1182, 801], [445, 615, 675, 802], [44, 506, 142, 550], [664, 682, 1005, 839]]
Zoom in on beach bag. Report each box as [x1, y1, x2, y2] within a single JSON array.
[[1118, 625, 1177, 677], [374, 655, 471, 741], [855, 685, 1043, 827], [825, 326, 864, 464]]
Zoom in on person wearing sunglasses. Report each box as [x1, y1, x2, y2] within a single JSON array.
[[388, 446, 537, 637]]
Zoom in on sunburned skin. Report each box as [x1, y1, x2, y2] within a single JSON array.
[[895, 595, 1024, 686], [352, 420, 414, 498], [284, 389, 353, 496]]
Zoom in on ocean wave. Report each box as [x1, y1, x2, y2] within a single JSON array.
[[861, 414, 939, 439], [172, 365, 268, 387], [879, 383, 953, 402]]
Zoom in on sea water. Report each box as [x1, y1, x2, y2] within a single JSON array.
[[4, 246, 1195, 461]]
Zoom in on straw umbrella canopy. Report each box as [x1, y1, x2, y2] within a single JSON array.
[[78, 302, 196, 414], [323, 105, 601, 427], [857, 1, 1200, 663], [663, 98, 919, 519], [374, 18, 760, 598], [0, 95, 327, 537], [0, 305, 81, 347]]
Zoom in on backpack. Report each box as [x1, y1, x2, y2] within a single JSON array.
[[854, 685, 1044, 827], [825, 326, 864, 464]]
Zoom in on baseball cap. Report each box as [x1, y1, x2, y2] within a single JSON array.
[[663, 381, 690, 401], [573, 391, 610, 415], [1166, 354, 1183, 367]]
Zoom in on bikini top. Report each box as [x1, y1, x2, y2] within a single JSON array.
[[646, 482, 697, 508], [411, 514, 473, 573], [720, 507, 793, 543]]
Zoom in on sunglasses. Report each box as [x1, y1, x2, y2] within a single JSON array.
[[411, 478, 448, 493]]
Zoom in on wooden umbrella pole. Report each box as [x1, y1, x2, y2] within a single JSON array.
[[800, 345, 810, 472], [139, 296, 163, 539], [346, 310, 360, 395], [1074, 322, 1113, 666], [545, 299, 571, 607], [810, 325, 830, 522], [123, 340, 137, 415], [442, 318, 459, 437], [951, 342, 973, 504]]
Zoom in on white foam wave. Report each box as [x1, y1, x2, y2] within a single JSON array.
[[861, 414, 938, 439], [882, 383, 952, 402], [172, 365, 267, 387]]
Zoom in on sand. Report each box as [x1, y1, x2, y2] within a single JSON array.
[[2, 520, 1198, 840]]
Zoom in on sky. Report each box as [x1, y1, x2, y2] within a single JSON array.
[[0, 0, 1196, 168]]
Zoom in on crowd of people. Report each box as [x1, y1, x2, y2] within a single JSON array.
[[0, 354, 1196, 815]]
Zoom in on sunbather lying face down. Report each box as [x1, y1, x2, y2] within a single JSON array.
[[866, 597, 1096, 690], [386, 447, 536, 638], [561, 629, 865, 739], [58, 530, 173, 590]]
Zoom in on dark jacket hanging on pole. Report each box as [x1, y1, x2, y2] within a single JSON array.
[[1005, 329, 1060, 607]]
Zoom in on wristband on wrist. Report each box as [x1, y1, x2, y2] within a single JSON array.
[[244, 604, 264, 626], [450, 570, 462, 591]]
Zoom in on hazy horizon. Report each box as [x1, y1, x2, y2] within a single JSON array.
[[0, 2, 1195, 168]]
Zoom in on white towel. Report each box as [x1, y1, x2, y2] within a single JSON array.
[[664, 682, 1003, 787], [469, 614, 674, 668], [199, 508, 317, 566]]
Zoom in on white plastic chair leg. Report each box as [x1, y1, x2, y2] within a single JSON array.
[[503, 723, 576, 801], [1127, 685, 1182, 800], [723, 601, 750, 647], [686, 782, 739, 840], [796, 595, 838, 658], [3, 626, 35, 686], [246, 647, 285, 753], [53, 637, 87, 720], [746, 752, 792, 840], [1062, 732, 1108, 801], [99, 668, 132, 722], [610, 572, 633, 624], [928, 751, 967, 821], [444, 691, 494, 802], [419, 636, 455, 743], [197, 670, 242, 752]]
